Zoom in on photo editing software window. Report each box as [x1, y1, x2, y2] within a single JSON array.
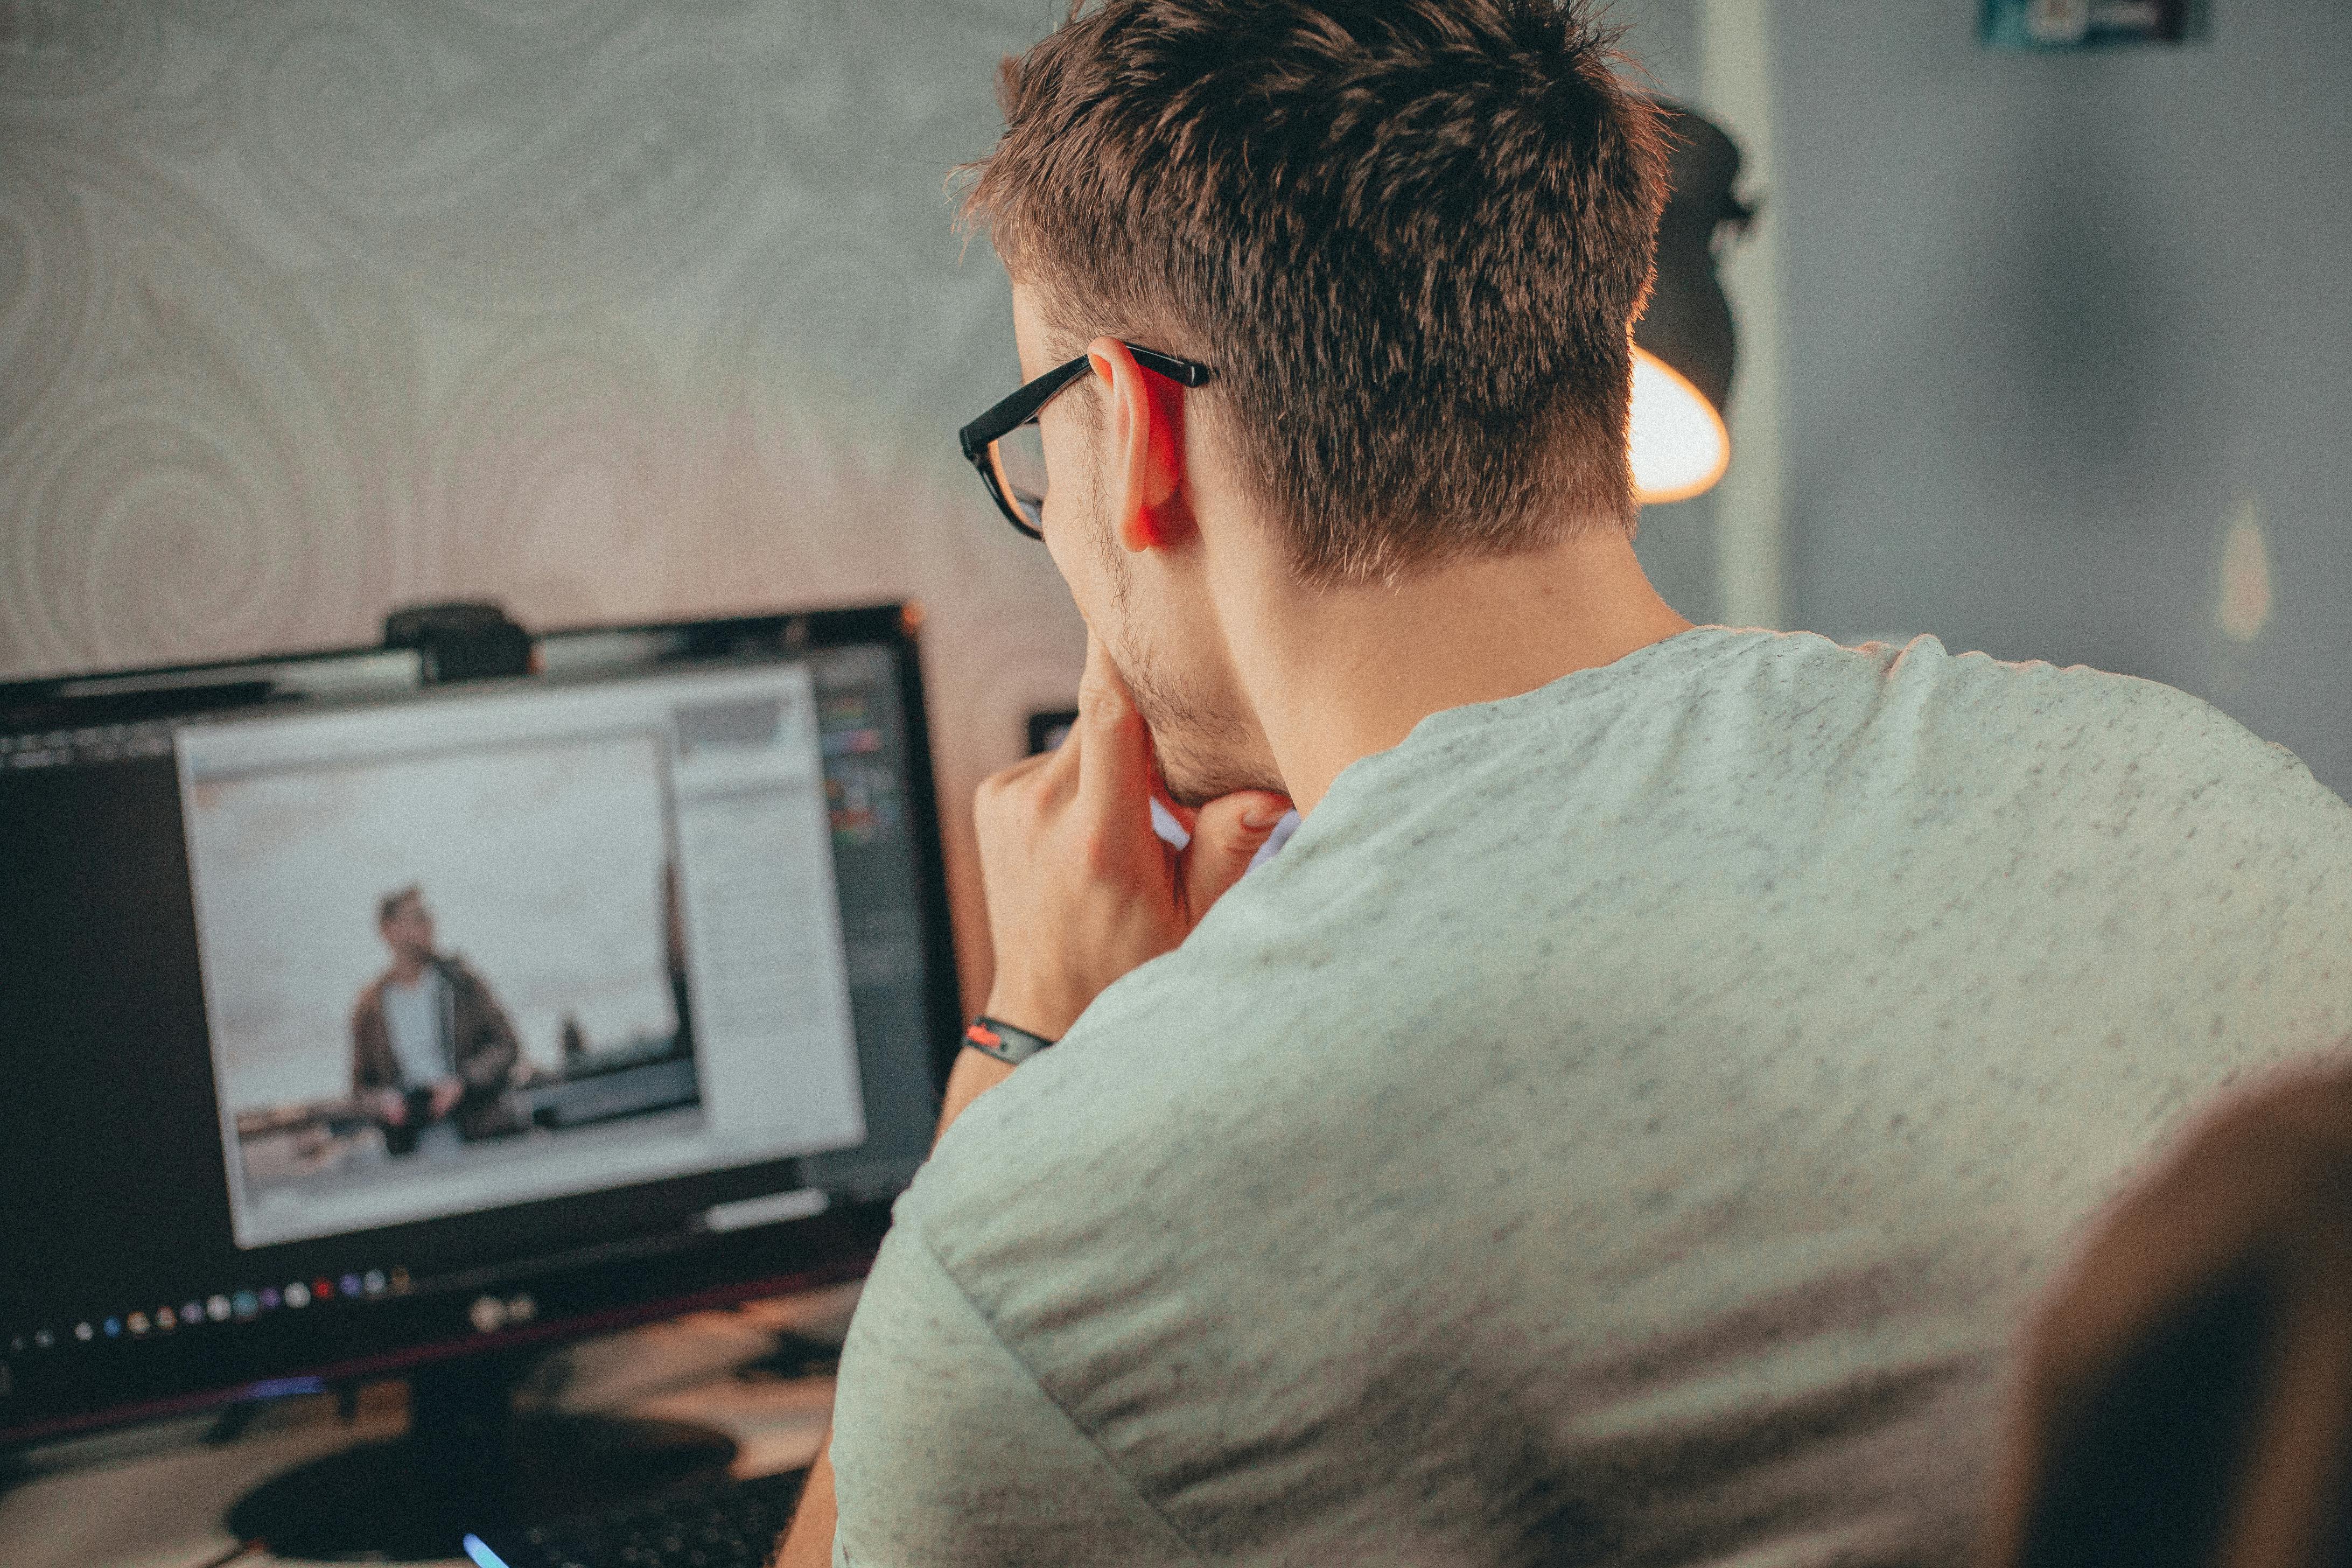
[[0, 638, 943, 1394], [179, 664, 865, 1249]]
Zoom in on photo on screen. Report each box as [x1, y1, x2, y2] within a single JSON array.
[[184, 730, 706, 1248]]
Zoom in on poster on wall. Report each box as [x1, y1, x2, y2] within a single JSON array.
[[1981, 0, 2204, 47]]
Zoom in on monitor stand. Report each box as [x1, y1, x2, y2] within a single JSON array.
[[223, 1351, 739, 1562]]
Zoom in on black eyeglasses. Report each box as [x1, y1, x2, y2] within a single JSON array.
[[957, 345, 1215, 539]]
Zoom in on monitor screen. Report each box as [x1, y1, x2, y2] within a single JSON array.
[[0, 607, 957, 1445]]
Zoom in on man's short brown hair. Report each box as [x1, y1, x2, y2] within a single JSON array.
[[963, 0, 1668, 584], [377, 885, 424, 927]]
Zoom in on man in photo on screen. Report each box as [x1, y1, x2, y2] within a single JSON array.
[[351, 885, 522, 1157]]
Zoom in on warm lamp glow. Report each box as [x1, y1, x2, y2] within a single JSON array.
[[1629, 345, 1731, 504]]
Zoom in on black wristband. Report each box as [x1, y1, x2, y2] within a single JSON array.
[[963, 1016, 1058, 1066]]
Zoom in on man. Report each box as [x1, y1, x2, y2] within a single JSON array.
[[784, 2, 2352, 1562], [351, 886, 521, 1155]]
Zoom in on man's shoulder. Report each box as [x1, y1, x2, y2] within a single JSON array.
[[1914, 642, 2337, 816], [1332, 628, 2320, 820], [352, 972, 392, 1018], [1664, 632, 2335, 825]]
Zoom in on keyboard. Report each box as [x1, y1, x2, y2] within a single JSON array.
[[463, 1466, 808, 1568]]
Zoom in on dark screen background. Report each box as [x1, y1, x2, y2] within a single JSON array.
[[0, 754, 233, 1314]]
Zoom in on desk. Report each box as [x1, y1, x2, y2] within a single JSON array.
[[0, 1286, 854, 1568]]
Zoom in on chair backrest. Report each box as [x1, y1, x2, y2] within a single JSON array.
[[1985, 1063, 2352, 1568]]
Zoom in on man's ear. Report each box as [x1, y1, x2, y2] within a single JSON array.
[[1087, 337, 1193, 555]]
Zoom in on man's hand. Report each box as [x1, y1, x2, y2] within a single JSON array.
[[428, 1077, 464, 1121], [974, 635, 1291, 1040], [370, 1089, 409, 1126]]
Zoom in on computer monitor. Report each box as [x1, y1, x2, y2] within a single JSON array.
[[0, 605, 960, 1553]]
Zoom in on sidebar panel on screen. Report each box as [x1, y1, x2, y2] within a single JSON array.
[[0, 734, 250, 1368]]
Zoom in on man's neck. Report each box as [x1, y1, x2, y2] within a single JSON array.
[[389, 955, 431, 985], [1236, 527, 1691, 813]]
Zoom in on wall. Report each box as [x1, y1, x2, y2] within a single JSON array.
[[1765, 2, 2352, 798], [1613, 0, 1727, 628], [0, 0, 1079, 1003]]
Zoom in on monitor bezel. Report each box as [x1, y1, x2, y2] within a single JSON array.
[[0, 602, 961, 1450]]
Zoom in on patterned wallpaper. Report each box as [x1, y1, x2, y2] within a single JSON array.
[[0, 0, 1082, 1004]]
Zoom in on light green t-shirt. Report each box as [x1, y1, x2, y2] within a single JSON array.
[[831, 628, 2352, 1566]]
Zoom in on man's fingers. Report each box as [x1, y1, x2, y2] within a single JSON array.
[[974, 742, 1075, 830], [1180, 790, 1293, 922], [1074, 634, 1156, 818], [976, 746, 1060, 805]]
